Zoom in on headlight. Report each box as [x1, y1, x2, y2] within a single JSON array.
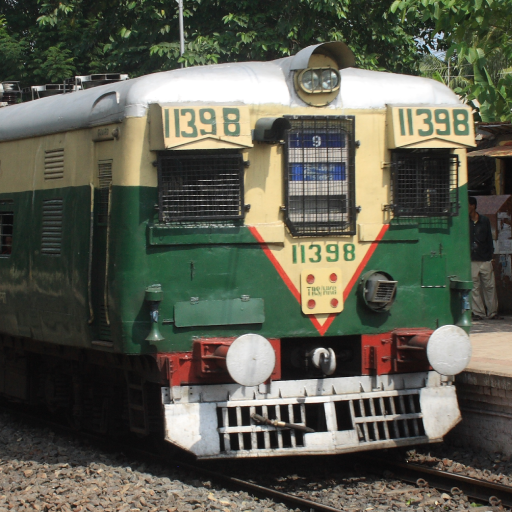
[[321, 69, 339, 90], [297, 67, 341, 94], [302, 70, 320, 91]]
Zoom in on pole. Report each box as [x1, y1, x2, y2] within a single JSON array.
[[176, 0, 185, 68]]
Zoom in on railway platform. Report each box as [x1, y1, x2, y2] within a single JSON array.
[[447, 316, 512, 455]]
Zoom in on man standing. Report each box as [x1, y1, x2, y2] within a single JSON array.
[[469, 196, 499, 320]]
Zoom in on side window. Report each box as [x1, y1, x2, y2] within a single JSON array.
[[284, 116, 356, 236], [157, 152, 244, 222], [0, 211, 14, 257], [391, 150, 459, 217]]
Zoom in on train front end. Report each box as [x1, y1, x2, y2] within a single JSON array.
[[116, 43, 475, 458]]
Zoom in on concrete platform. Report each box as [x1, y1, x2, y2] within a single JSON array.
[[447, 316, 512, 455], [466, 316, 512, 377]]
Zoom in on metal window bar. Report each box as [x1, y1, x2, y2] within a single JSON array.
[[369, 398, 379, 441], [222, 407, 231, 451], [391, 152, 459, 217], [98, 160, 113, 224], [380, 397, 391, 440], [41, 199, 63, 256], [409, 395, 420, 436], [284, 116, 356, 236], [359, 399, 370, 442], [158, 153, 244, 222], [289, 404, 297, 447], [275, 405, 284, 449], [0, 212, 14, 256], [250, 406, 258, 450], [398, 395, 410, 437], [236, 406, 244, 450]]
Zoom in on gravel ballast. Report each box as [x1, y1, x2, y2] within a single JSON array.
[[0, 409, 505, 512]]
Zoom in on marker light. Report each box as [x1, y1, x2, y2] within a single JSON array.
[[308, 300, 316, 309], [307, 274, 315, 284]]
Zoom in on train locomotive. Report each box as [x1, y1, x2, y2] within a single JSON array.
[[0, 42, 474, 458]]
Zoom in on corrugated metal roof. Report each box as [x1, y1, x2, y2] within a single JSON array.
[[468, 143, 512, 157], [472, 194, 512, 215]]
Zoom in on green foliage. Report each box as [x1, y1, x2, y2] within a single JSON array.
[[0, 15, 29, 81], [32, 45, 77, 84], [0, 0, 429, 88], [393, 0, 512, 122]]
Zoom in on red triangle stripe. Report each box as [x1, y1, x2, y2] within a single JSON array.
[[248, 225, 389, 336]]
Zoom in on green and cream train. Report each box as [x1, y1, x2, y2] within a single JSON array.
[[0, 42, 474, 458]]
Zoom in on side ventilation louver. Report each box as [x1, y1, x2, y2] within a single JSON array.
[[98, 160, 113, 224], [44, 149, 64, 180], [41, 199, 63, 256]]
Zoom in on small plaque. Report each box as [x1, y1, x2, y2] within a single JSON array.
[[300, 268, 343, 315]]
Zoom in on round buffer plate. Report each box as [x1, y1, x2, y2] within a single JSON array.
[[226, 334, 276, 387], [426, 324, 472, 376]]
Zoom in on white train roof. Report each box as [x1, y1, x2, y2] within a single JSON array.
[[0, 44, 461, 143]]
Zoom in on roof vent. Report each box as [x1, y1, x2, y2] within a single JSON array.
[[22, 84, 79, 101], [64, 73, 129, 90], [0, 81, 22, 106]]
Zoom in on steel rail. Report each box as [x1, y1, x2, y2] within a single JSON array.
[[361, 455, 512, 508], [174, 460, 344, 512], [0, 403, 342, 512]]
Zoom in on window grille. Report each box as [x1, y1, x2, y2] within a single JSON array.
[[391, 151, 459, 217], [41, 199, 63, 256], [157, 152, 244, 222], [284, 116, 356, 236], [44, 149, 64, 180], [0, 211, 14, 257], [98, 160, 113, 224]]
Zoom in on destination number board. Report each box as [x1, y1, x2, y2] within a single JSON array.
[[388, 106, 475, 148], [160, 106, 252, 149]]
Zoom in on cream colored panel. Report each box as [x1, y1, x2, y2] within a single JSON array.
[[387, 105, 475, 148], [358, 223, 386, 242], [247, 222, 285, 244], [149, 104, 253, 150], [118, 117, 156, 188]]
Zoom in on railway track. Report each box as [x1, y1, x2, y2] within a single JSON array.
[[1, 401, 511, 511], [361, 455, 512, 509]]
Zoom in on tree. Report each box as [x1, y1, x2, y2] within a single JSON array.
[[392, 0, 512, 121], [1, 0, 432, 88]]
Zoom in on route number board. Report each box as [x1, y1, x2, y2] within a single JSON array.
[[388, 106, 475, 148]]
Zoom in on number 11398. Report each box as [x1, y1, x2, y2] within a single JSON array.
[[292, 243, 355, 263]]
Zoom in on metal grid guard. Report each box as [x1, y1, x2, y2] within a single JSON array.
[[158, 153, 244, 222], [391, 152, 459, 217], [284, 116, 356, 236]]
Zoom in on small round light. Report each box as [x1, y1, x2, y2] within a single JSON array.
[[308, 300, 316, 309], [331, 298, 339, 308], [329, 273, 338, 283], [301, 70, 320, 91], [321, 69, 339, 90], [307, 274, 315, 284]]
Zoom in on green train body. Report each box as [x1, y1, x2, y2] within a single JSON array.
[[0, 43, 474, 458]]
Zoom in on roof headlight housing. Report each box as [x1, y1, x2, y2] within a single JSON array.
[[297, 67, 340, 94]]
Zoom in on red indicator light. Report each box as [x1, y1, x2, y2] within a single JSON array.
[[331, 298, 339, 308], [308, 300, 316, 309], [307, 274, 315, 284], [329, 273, 338, 283]]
